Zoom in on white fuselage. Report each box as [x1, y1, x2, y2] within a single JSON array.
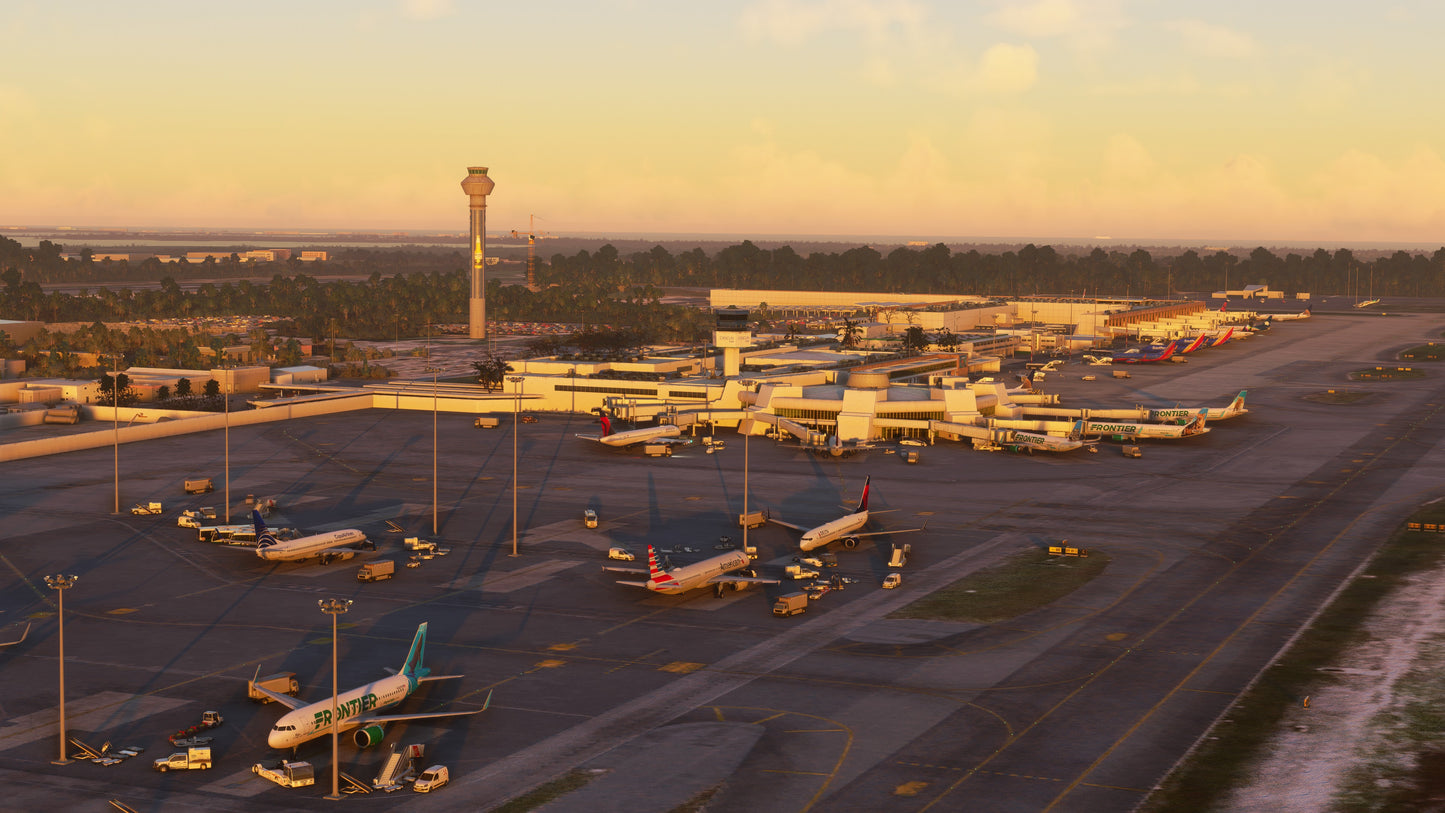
[[256, 529, 367, 561], [648, 550, 751, 593], [1009, 431, 1086, 452], [268, 674, 410, 749], [1083, 419, 1209, 439], [799, 511, 869, 552], [600, 424, 682, 447], [1151, 406, 1245, 422]]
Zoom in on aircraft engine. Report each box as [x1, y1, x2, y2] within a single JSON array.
[[842, 537, 860, 549], [353, 724, 386, 748]]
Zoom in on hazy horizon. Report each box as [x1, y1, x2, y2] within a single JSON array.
[[6, 3, 1445, 245]]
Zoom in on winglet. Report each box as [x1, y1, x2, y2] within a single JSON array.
[[482, 689, 492, 712]]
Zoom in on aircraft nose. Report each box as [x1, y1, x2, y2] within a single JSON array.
[[267, 729, 284, 749]]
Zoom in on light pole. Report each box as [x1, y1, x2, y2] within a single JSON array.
[[107, 354, 120, 514], [317, 598, 352, 801], [45, 574, 77, 765], [740, 381, 755, 561], [223, 367, 231, 524], [508, 375, 525, 557], [424, 366, 441, 535]]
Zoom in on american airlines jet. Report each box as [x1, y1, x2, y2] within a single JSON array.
[[575, 415, 691, 448], [604, 545, 778, 596], [768, 476, 925, 552], [249, 510, 371, 563], [259, 622, 488, 749]]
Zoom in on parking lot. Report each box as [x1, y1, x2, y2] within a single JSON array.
[[2, 309, 1444, 811]]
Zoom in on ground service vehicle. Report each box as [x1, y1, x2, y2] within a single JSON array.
[[521, 414, 538, 423], [882, 573, 902, 589], [583, 509, 599, 528], [738, 510, 769, 529], [474, 416, 500, 428], [252, 760, 315, 787], [889, 543, 911, 568], [903, 451, 920, 464], [1112, 370, 1131, 379], [358, 561, 395, 582], [184, 478, 214, 494], [1122, 445, 1143, 458], [404, 536, 436, 552], [154, 747, 211, 772], [197, 524, 255, 544], [784, 564, 819, 580], [248, 672, 300, 702], [413, 765, 450, 793], [643, 443, 674, 457], [773, 593, 809, 617], [608, 546, 635, 561], [130, 502, 163, 515]]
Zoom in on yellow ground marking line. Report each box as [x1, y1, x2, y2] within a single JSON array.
[[784, 729, 846, 734], [761, 769, 832, 776], [1035, 402, 1445, 812]]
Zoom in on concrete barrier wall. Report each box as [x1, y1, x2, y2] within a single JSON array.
[[0, 395, 376, 463], [0, 410, 48, 431]]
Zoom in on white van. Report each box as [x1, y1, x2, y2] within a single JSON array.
[[413, 765, 450, 793]]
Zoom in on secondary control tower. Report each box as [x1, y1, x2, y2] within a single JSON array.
[[461, 166, 496, 340]]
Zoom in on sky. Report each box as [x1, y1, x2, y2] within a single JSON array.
[[4, 1, 1445, 244]]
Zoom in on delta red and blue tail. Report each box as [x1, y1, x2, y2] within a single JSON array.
[[854, 475, 872, 513], [599, 415, 613, 437]]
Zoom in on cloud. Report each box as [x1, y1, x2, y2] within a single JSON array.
[[929, 43, 1039, 96], [739, 0, 927, 46], [398, 0, 454, 21], [1163, 19, 1256, 59], [986, 0, 1129, 55]]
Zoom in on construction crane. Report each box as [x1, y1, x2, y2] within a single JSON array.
[[507, 215, 549, 289]]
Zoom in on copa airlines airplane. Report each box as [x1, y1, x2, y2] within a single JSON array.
[[575, 415, 691, 448], [1150, 391, 1248, 422], [250, 510, 371, 563], [259, 622, 489, 750], [604, 545, 778, 596], [768, 476, 925, 552]]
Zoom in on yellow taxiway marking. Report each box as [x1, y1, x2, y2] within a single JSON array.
[[784, 728, 846, 734], [713, 706, 726, 722], [533, 659, 566, 669], [659, 661, 705, 674], [761, 769, 832, 776], [106, 608, 137, 615], [547, 642, 577, 651], [1105, 632, 1128, 641], [894, 780, 930, 796]]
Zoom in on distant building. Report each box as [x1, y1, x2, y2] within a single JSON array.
[[299, 250, 328, 261]]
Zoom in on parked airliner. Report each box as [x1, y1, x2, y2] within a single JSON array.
[[258, 622, 489, 749], [575, 415, 691, 448], [768, 476, 925, 552], [604, 546, 778, 596], [249, 510, 371, 563], [1150, 391, 1248, 422]]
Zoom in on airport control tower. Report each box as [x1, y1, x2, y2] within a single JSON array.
[[461, 166, 495, 340]]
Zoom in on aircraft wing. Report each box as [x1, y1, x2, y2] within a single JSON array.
[[766, 516, 810, 532], [601, 565, 648, 575], [252, 683, 308, 710], [575, 434, 603, 442], [845, 526, 926, 540], [614, 580, 651, 588], [356, 689, 491, 727], [703, 574, 780, 586]]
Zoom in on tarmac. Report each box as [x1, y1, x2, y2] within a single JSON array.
[[0, 300, 1443, 812]]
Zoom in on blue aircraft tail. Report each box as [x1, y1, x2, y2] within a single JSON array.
[[252, 509, 280, 549]]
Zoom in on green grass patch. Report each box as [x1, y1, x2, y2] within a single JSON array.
[[1350, 366, 1425, 381], [1140, 501, 1445, 813], [890, 547, 1111, 623], [1303, 389, 1375, 404], [1399, 343, 1445, 361], [491, 769, 597, 813]]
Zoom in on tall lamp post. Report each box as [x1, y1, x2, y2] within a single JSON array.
[[740, 382, 755, 560], [107, 354, 120, 514], [45, 574, 78, 765], [424, 366, 441, 535], [508, 375, 525, 557], [223, 367, 231, 523], [318, 598, 352, 801]]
